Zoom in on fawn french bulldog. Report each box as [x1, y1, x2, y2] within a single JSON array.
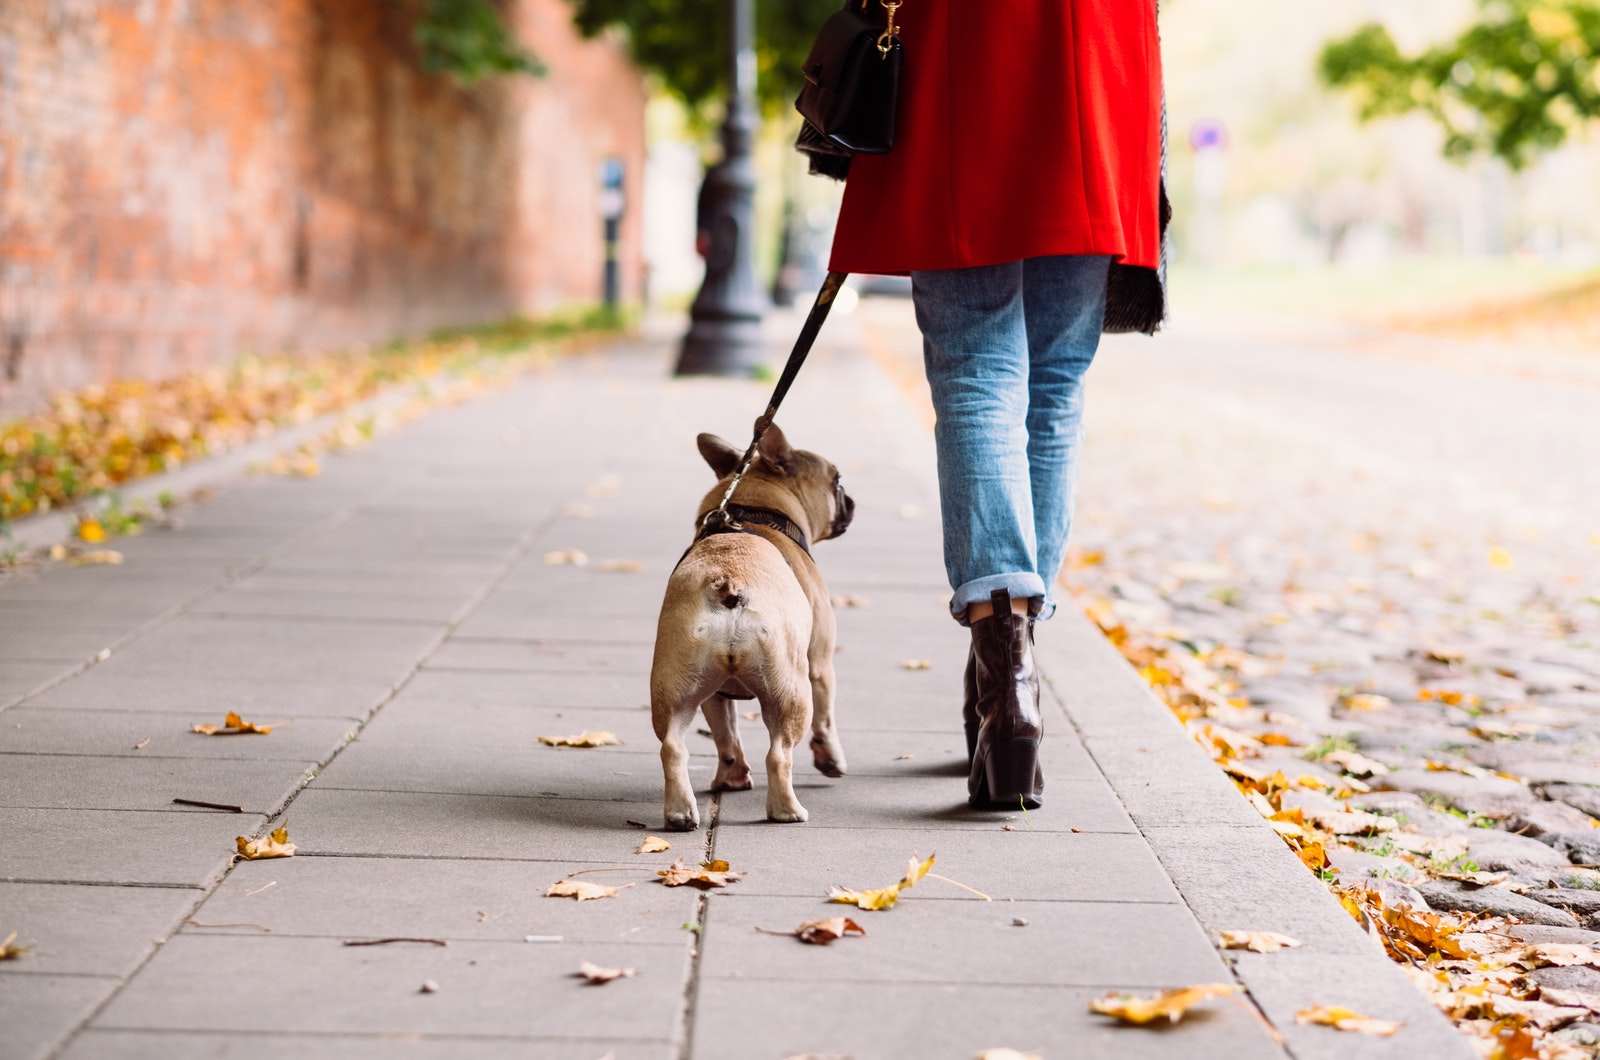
[[650, 424, 854, 830]]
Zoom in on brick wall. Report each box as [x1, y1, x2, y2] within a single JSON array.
[[0, 0, 646, 417]]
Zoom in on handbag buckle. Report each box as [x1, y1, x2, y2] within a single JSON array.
[[877, 0, 902, 57]]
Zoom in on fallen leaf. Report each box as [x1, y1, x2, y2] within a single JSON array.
[[1488, 546, 1514, 570], [1341, 693, 1392, 713], [576, 959, 635, 983], [900, 659, 932, 671], [831, 594, 872, 608], [0, 931, 28, 960], [828, 852, 935, 911], [235, 826, 295, 860], [1089, 983, 1238, 1024], [636, 836, 672, 854], [975, 1050, 1042, 1060], [543, 549, 589, 566], [1320, 749, 1391, 778], [191, 711, 273, 735], [1219, 930, 1304, 953], [76, 518, 106, 542], [67, 549, 123, 566], [758, 917, 868, 945], [538, 731, 621, 748], [659, 858, 746, 889], [1521, 943, 1600, 969], [546, 880, 621, 901], [419, 979, 440, 994], [1295, 1005, 1402, 1036], [594, 559, 643, 572]]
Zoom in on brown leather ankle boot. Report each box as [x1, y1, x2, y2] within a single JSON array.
[[968, 589, 1043, 809]]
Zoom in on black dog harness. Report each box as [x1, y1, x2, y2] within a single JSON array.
[[674, 503, 811, 573]]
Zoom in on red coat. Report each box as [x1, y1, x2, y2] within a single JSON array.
[[829, 0, 1164, 276]]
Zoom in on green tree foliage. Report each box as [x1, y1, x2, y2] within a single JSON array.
[[567, 0, 844, 110], [413, 0, 545, 82], [1319, 0, 1600, 169]]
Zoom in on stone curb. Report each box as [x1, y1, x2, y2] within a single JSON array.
[[1033, 608, 1477, 1059]]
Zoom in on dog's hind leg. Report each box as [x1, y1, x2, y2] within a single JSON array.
[[758, 673, 814, 824], [807, 653, 848, 778], [653, 684, 704, 832], [702, 695, 753, 792]]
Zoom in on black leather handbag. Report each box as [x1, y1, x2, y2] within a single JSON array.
[[795, 0, 904, 179]]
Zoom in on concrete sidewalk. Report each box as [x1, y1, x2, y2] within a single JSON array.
[[0, 314, 1470, 1059]]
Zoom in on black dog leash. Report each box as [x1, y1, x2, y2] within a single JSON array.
[[699, 271, 851, 536]]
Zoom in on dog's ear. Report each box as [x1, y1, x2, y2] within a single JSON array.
[[756, 422, 796, 476], [697, 433, 742, 479]]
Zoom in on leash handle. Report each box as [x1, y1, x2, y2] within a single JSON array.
[[703, 271, 851, 531]]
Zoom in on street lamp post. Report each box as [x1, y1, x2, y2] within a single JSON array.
[[674, 0, 767, 376]]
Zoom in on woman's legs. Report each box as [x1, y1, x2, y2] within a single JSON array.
[[1024, 255, 1110, 618], [910, 255, 1109, 622]]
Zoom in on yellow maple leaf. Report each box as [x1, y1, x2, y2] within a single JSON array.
[[546, 880, 620, 901], [658, 858, 745, 889], [635, 836, 671, 854], [76, 518, 107, 543], [236, 826, 296, 860], [828, 852, 936, 911], [1090, 983, 1238, 1025], [1295, 1005, 1402, 1036], [575, 959, 635, 983], [191, 711, 273, 735], [1219, 930, 1304, 953], [537, 731, 621, 748], [0, 930, 28, 960]]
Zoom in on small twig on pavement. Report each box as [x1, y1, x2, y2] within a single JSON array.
[[186, 920, 270, 932], [244, 882, 277, 898], [173, 798, 245, 813], [342, 937, 449, 948], [926, 874, 992, 901]]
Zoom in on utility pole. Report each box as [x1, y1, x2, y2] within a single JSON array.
[[674, 0, 766, 376]]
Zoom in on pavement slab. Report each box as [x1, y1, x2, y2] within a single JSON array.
[[0, 326, 1476, 1059]]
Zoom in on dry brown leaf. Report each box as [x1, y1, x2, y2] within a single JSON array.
[[67, 549, 124, 567], [900, 659, 932, 671], [635, 835, 672, 854], [1521, 943, 1600, 969], [538, 731, 621, 748], [594, 559, 643, 572], [1089, 983, 1238, 1025], [831, 595, 872, 608], [1320, 749, 1391, 778], [0, 930, 28, 960], [191, 711, 273, 736], [975, 1050, 1042, 1060], [1219, 930, 1304, 953], [575, 959, 635, 983], [546, 880, 621, 901], [236, 826, 295, 860], [658, 858, 745, 889], [828, 853, 936, 911], [1295, 1005, 1403, 1036], [778, 917, 867, 945]]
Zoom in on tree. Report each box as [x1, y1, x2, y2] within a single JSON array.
[[1319, 0, 1600, 169], [413, 0, 545, 82], [567, 0, 842, 110]]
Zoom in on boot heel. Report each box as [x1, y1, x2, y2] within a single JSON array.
[[985, 737, 1042, 809]]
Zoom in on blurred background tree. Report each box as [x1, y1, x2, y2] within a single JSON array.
[[1319, 0, 1600, 169], [413, 0, 546, 81], [566, 0, 840, 110]]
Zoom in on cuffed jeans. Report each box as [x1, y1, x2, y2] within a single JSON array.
[[911, 255, 1110, 624]]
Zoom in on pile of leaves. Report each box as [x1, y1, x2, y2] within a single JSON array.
[[0, 311, 623, 527], [1070, 581, 1600, 1058]]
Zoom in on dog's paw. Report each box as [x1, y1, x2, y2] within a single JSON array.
[[663, 811, 700, 832], [810, 736, 847, 778], [766, 802, 809, 824], [712, 773, 753, 792]]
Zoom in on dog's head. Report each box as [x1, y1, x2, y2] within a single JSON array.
[[696, 424, 854, 543]]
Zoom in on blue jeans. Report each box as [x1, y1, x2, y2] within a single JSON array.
[[911, 256, 1110, 624]]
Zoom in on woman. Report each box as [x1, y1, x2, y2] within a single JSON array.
[[828, 0, 1168, 809]]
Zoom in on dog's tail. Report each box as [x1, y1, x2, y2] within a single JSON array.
[[710, 575, 748, 611]]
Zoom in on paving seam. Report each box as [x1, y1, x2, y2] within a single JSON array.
[[676, 795, 722, 1060], [0, 501, 365, 716], [40, 379, 618, 1060]]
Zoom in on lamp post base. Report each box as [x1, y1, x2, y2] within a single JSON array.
[[675, 313, 766, 377]]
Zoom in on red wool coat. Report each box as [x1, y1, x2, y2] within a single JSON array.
[[830, 0, 1164, 278]]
